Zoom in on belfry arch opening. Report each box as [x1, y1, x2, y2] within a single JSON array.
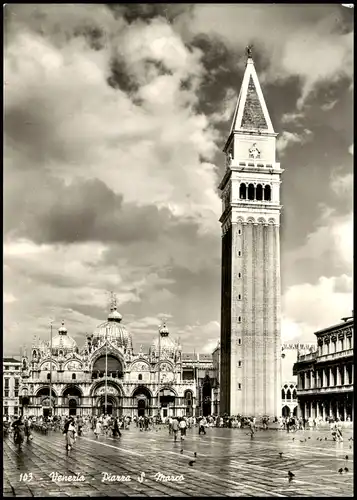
[[256, 184, 263, 201], [264, 185, 271, 201], [248, 184, 255, 200], [239, 183, 246, 199]]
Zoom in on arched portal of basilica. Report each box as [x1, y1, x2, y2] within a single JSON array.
[[20, 306, 218, 418]]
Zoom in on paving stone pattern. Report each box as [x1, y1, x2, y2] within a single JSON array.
[[3, 425, 354, 497]]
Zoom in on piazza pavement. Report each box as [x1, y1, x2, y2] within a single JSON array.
[[3, 424, 353, 497]]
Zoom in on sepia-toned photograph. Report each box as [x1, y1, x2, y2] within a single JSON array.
[[3, 3, 353, 498]]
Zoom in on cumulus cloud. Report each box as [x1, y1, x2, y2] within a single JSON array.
[[4, 293, 17, 304], [3, 4, 353, 363], [5, 5, 221, 236], [280, 112, 305, 124], [330, 171, 353, 195], [176, 4, 353, 109], [177, 320, 220, 352], [282, 276, 353, 342], [276, 129, 312, 155], [321, 99, 338, 111]]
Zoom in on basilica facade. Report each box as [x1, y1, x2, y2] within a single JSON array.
[[19, 305, 216, 419]]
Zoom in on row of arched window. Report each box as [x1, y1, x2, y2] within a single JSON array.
[[282, 388, 297, 400], [239, 183, 271, 201]]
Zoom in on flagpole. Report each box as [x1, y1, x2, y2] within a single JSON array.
[[50, 321, 53, 416], [105, 326, 108, 414], [158, 324, 161, 420]]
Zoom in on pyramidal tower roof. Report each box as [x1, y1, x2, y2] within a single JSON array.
[[228, 47, 274, 137]]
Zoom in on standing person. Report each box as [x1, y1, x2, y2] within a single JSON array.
[[112, 417, 122, 438], [248, 418, 255, 438], [179, 417, 187, 440], [199, 417, 207, 435], [24, 417, 33, 443], [77, 415, 83, 436], [12, 415, 26, 450], [171, 417, 179, 442], [94, 418, 101, 439], [335, 418, 343, 442], [168, 416, 173, 435], [63, 417, 77, 451]]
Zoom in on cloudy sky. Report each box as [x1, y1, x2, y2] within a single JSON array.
[[4, 4, 353, 376]]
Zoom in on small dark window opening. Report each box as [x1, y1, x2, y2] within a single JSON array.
[[239, 183, 246, 199], [238, 339, 241, 345], [248, 184, 255, 200], [47, 373, 50, 380], [264, 185, 271, 201], [238, 361, 241, 367], [256, 184, 263, 201], [238, 294, 241, 300], [238, 316, 241, 322], [238, 229, 241, 234], [138, 374, 143, 381], [238, 251, 241, 256], [72, 373, 76, 380], [238, 273, 241, 278], [238, 383, 241, 389]]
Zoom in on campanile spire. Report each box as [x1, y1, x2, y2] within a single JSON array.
[[227, 48, 275, 141]]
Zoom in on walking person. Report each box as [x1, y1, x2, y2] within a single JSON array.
[[171, 417, 179, 442], [94, 419, 101, 439], [179, 417, 187, 440], [77, 415, 84, 436], [112, 417, 122, 438], [248, 418, 255, 438], [63, 417, 77, 452], [24, 417, 33, 443], [12, 415, 26, 451]]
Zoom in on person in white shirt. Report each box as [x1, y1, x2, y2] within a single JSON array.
[[171, 417, 179, 441], [199, 417, 207, 435], [179, 418, 187, 439]]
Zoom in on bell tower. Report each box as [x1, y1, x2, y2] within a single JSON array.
[[219, 47, 282, 418]]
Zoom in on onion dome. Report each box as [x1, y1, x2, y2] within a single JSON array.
[[150, 322, 176, 359], [52, 321, 77, 352], [58, 320, 67, 334], [93, 306, 132, 350], [108, 306, 123, 322]]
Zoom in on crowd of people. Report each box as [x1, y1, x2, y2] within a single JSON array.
[[278, 415, 347, 440], [3, 411, 349, 451]]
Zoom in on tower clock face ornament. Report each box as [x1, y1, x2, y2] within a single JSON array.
[[249, 143, 261, 159]]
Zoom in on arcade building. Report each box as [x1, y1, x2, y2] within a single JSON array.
[[293, 317, 354, 421], [19, 304, 217, 419]]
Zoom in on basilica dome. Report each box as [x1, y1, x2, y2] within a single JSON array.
[[93, 306, 133, 350], [52, 321, 77, 352], [150, 322, 177, 359]]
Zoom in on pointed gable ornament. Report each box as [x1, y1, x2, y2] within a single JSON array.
[[225, 46, 275, 147]]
